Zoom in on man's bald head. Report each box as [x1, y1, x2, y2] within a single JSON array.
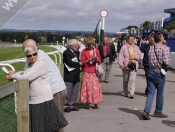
[[22, 39, 37, 50]]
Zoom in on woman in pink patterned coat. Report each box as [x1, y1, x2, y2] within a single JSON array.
[[80, 37, 103, 109]]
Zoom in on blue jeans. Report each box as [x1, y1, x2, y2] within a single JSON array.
[[144, 68, 165, 113]]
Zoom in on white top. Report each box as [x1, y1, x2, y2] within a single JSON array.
[[25, 49, 66, 94], [12, 58, 53, 104]]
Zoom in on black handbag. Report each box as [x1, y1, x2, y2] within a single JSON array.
[[127, 61, 136, 71]]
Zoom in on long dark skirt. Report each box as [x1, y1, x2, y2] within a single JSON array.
[[30, 100, 68, 132]]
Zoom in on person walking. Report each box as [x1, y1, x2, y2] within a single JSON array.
[[140, 34, 155, 95], [7, 45, 68, 132], [80, 37, 103, 109], [63, 39, 82, 112], [142, 33, 170, 120], [98, 36, 116, 83], [118, 34, 141, 99]]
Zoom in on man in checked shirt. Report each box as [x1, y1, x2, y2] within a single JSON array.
[[142, 33, 170, 120]]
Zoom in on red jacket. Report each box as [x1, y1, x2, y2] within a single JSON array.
[[81, 48, 101, 73]]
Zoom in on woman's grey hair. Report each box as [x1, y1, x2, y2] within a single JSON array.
[[67, 39, 78, 47], [24, 46, 37, 54]]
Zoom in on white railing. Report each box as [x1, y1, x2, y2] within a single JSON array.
[[0, 44, 22, 48], [0, 64, 17, 114]]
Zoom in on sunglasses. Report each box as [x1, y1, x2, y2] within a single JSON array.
[[26, 52, 37, 58]]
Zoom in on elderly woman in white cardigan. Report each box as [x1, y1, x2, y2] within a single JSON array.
[[7, 46, 68, 132]]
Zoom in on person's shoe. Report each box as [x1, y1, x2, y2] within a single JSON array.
[[153, 112, 168, 118], [93, 104, 99, 109], [145, 90, 148, 95], [129, 95, 134, 99], [85, 105, 92, 110], [70, 107, 79, 111], [99, 79, 102, 83], [124, 94, 128, 97], [104, 80, 109, 83], [64, 107, 71, 112], [142, 111, 150, 120]]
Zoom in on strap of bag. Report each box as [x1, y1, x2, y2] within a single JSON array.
[[94, 47, 96, 57], [154, 45, 161, 68]]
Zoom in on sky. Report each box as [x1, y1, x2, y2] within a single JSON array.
[[1, 0, 175, 32]]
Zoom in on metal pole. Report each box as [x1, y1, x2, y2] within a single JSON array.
[[102, 17, 105, 30]]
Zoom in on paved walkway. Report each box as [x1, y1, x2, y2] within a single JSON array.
[[64, 64, 175, 132]]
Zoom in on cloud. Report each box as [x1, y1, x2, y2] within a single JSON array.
[[2, 0, 174, 32]]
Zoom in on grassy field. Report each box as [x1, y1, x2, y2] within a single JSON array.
[[0, 46, 59, 86]]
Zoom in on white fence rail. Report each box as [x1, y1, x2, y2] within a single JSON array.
[[0, 44, 22, 48]]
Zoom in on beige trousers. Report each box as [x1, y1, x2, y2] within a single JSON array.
[[99, 57, 112, 81], [53, 89, 67, 132], [122, 69, 136, 96]]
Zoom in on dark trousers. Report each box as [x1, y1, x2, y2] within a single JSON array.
[[144, 66, 149, 93], [64, 82, 79, 109]]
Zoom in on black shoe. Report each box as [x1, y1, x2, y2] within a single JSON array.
[[104, 80, 109, 83], [93, 104, 99, 109], [142, 112, 150, 120], [70, 107, 79, 111], [129, 95, 134, 99], [153, 111, 168, 118], [64, 107, 71, 112], [145, 92, 148, 95]]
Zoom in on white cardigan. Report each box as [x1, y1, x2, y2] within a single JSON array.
[[12, 58, 53, 104], [24, 49, 66, 94]]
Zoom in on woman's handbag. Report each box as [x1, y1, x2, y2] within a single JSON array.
[[94, 48, 104, 76], [127, 61, 136, 71], [96, 63, 104, 77]]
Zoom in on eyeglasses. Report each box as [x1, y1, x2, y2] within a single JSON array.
[[26, 52, 37, 58]]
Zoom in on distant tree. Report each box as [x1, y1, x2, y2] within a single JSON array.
[[142, 21, 151, 30], [168, 21, 175, 30]]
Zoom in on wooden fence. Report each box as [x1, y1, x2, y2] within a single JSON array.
[[0, 80, 29, 132]]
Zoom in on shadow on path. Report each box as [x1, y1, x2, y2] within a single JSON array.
[[162, 120, 175, 127], [103, 91, 146, 97], [166, 80, 175, 83], [102, 91, 123, 97], [74, 103, 86, 110], [113, 75, 123, 77], [118, 107, 143, 120]]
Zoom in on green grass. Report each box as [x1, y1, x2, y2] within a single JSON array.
[[0, 46, 62, 86], [0, 45, 57, 61]]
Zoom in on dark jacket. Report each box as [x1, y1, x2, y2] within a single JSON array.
[[139, 43, 151, 67], [63, 48, 81, 82], [117, 40, 123, 53], [98, 43, 116, 64]]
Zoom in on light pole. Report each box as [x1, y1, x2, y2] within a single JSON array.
[[57, 41, 58, 45], [62, 37, 65, 46], [99, 10, 108, 45], [14, 40, 16, 47]]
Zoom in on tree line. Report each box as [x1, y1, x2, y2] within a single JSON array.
[[0, 32, 92, 43]]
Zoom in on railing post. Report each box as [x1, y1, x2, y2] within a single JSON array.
[[57, 63, 64, 78], [17, 79, 29, 132]]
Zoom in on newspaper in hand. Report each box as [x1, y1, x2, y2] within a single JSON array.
[[1, 67, 9, 74], [64, 57, 78, 71]]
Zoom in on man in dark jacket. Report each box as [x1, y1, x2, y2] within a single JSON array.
[[140, 34, 155, 95], [98, 36, 116, 83], [63, 39, 82, 112]]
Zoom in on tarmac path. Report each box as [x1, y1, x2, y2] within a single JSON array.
[[64, 64, 175, 132]]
